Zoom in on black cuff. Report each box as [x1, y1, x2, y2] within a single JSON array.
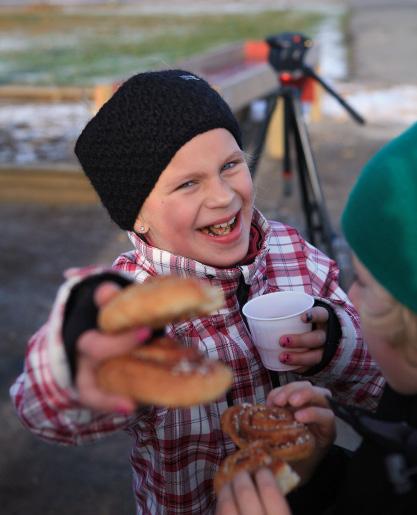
[[287, 445, 351, 515], [62, 272, 132, 380], [301, 299, 342, 376]]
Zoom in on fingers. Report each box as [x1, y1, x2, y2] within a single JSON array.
[[278, 307, 329, 369], [75, 327, 152, 414], [300, 306, 329, 324], [76, 329, 146, 414], [230, 471, 266, 515], [293, 405, 334, 427], [279, 328, 326, 350], [266, 382, 336, 450], [216, 472, 264, 515], [77, 327, 151, 361], [94, 281, 123, 307], [216, 483, 239, 515], [77, 356, 136, 413], [74, 281, 152, 414], [254, 469, 292, 515], [279, 308, 329, 355], [267, 381, 332, 409], [279, 347, 323, 370], [216, 470, 291, 515]]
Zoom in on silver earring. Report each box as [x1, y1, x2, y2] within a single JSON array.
[[140, 225, 146, 233]]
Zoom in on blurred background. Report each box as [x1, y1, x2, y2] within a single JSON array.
[[1, 1, 416, 513]]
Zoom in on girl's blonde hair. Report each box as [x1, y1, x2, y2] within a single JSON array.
[[360, 291, 417, 367]]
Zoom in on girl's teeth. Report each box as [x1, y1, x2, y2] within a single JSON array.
[[212, 216, 236, 229], [201, 216, 237, 236]]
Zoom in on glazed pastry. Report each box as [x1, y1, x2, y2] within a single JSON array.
[[98, 275, 224, 334], [97, 337, 233, 407], [96, 275, 230, 407]]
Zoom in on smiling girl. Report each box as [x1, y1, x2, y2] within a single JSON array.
[[10, 70, 382, 514]]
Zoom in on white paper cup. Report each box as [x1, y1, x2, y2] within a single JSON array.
[[242, 291, 314, 371]]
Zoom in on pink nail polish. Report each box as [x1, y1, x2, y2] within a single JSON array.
[[279, 336, 290, 346], [115, 404, 133, 415], [136, 327, 151, 342], [280, 353, 289, 363]]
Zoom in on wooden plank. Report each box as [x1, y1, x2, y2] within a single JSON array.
[[178, 43, 245, 75], [0, 85, 93, 102], [0, 165, 99, 204], [211, 63, 277, 112]]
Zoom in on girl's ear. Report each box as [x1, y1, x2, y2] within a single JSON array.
[[134, 217, 149, 234]]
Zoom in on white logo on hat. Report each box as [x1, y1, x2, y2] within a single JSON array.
[[179, 74, 200, 81]]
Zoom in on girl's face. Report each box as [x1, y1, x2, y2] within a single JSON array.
[[136, 128, 254, 268], [349, 256, 417, 394]]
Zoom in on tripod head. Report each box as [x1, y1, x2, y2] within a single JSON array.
[[266, 32, 313, 78], [265, 31, 365, 125]]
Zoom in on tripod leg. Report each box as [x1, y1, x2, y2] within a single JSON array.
[[282, 96, 293, 197], [288, 92, 336, 258], [250, 92, 278, 177], [285, 92, 316, 245]]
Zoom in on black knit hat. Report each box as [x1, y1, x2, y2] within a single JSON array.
[[75, 69, 243, 230]]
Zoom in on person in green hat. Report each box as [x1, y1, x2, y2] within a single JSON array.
[[216, 122, 417, 515]]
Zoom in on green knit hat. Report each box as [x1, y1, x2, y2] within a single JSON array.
[[341, 122, 417, 313]]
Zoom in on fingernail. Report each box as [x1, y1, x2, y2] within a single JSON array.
[[303, 311, 313, 323], [280, 336, 291, 347], [290, 393, 301, 404], [115, 403, 134, 415], [136, 327, 151, 342], [280, 353, 290, 363], [294, 410, 307, 423], [275, 393, 286, 405]]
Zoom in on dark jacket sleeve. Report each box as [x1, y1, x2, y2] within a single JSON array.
[[62, 272, 133, 378]]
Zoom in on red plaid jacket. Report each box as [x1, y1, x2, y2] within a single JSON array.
[[10, 210, 383, 514]]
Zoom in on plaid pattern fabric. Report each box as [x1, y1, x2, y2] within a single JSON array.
[[10, 209, 383, 514]]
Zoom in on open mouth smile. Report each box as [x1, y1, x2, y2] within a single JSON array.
[[199, 214, 239, 237]]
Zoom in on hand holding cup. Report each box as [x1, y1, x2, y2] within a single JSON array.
[[242, 291, 329, 372]]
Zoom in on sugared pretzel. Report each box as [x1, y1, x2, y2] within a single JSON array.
[[213, 441, 300, 495], [221, 403, 315, 462]]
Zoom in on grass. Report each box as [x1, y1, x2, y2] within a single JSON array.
[[0, 7, 323, 86]]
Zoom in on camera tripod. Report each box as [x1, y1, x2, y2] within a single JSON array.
[[250, 33, 365, 262]]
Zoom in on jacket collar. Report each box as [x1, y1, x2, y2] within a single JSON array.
[[126, 208, 270, 285]]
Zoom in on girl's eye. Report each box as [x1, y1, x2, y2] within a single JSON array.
[[222, 161, 238, 171], [177, 180, 195, 190]]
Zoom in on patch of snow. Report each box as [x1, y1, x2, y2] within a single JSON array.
[[322, 83, 417, 125], [0, 103, 92, 164], [314, 15, 348, 81]]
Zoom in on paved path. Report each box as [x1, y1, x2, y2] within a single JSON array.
[[348, 0, 417, 85]]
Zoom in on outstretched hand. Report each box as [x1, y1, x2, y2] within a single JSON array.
[[75, 282, 151, 414]]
